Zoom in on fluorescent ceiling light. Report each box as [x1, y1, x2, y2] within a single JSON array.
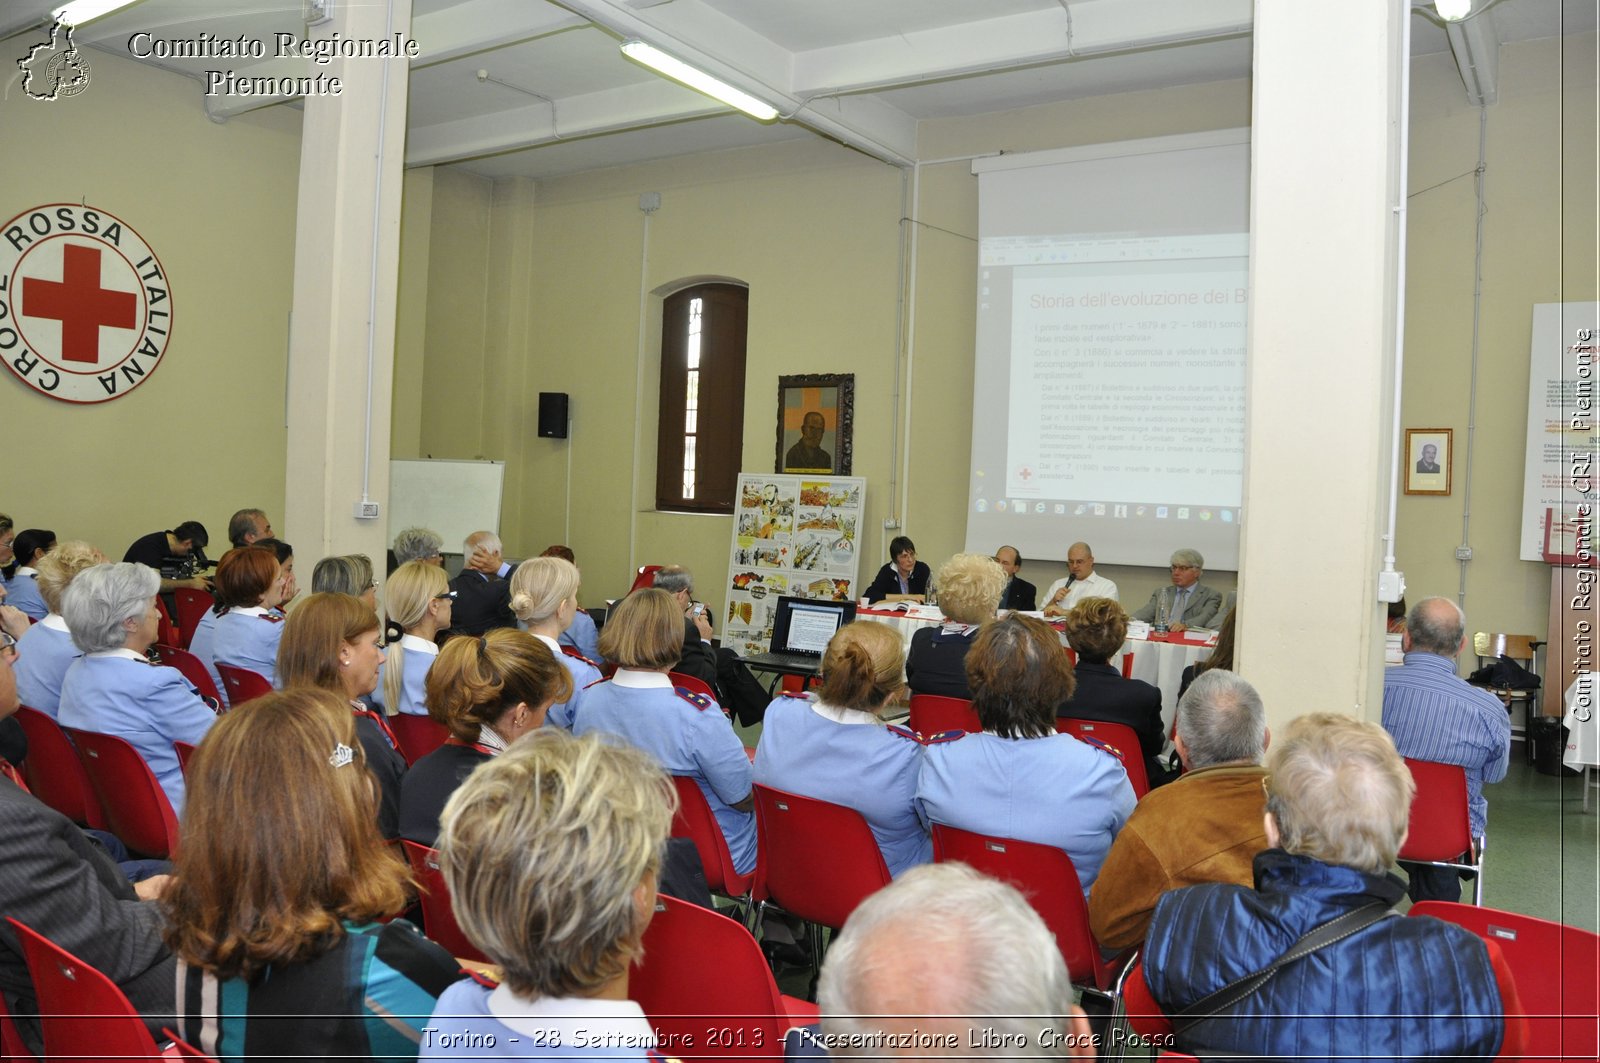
[[52, 0, 141, 26], [1434, 0, 1473, 21], [621, 40, 778, 121]]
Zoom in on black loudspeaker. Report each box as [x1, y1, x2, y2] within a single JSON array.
[[537, 392, 569, 438]]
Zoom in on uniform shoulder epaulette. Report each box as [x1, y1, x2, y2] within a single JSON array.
[[463, 966, 500, 989], [918, 727, 968, 745], [886, 723, 920, 742], [779, 691, 810, 699], [255, 612, 284, 623], [1076, 734, 1124, 761], [583, 675, 611, 691], [562, 647, 601, 668], [673, 686, 716, 711]]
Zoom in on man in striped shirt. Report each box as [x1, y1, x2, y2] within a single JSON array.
[[1381, 596, 1510, 903]]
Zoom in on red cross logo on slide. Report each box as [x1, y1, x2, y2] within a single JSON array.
[[22, 243, 135, 363]]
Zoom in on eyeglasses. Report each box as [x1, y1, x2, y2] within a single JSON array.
[[433, 590, 458, 601], [0, 630, 16, 657]]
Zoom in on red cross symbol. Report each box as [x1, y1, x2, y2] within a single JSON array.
[[1018, 466, 1034, 481], [22, 243, 137, 364]]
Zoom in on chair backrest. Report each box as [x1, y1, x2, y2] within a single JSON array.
[[1399, 758, 1474, 861], [1120, 648, 1135, 679], [629, 565, 664, 596], [669, 775, 754, 899], [154, 644, 222, 704], [1409, 901, 1599, 1061], [631, 895, 791, 1061], [907, 693, 981, 735], [931, 823, 1111, 990], [213, 664, 272, 707], [64, 729, 180, 859], [0, 969, 33, 1062], [668, 671, 719, 704], [172, 589, 215, 650], [1054, 718, 1150, 798], [152, 597, 182, 649], [12, 705, 106, 830], [752, 784, 891, 930], [1472, 632, 1538, 666], [7, 918, 163, 1060], [388, 713, 450, 766], [400, 840, 488, 963], [174, 740, 198, 781]]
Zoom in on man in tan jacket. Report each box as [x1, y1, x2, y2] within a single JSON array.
[[1088, 668, 1270, 949]]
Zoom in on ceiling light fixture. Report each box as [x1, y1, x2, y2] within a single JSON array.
[[620, 40, 778, 121], [1433, 0, 1473, 21], [51, 0, 141, 26]]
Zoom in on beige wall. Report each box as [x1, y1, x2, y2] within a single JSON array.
[[1, 49, 301, 556]]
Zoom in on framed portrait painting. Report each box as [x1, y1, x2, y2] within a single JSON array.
[[1404, 428, 1452, 496], [776, 374, 854, 475]]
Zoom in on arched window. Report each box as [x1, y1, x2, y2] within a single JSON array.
[[656, 283, 747, 512]]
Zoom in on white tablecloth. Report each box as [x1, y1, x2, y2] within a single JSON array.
[[1563, 673, 1600, 770]]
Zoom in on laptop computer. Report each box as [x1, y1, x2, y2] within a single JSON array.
[[742, 596, 857, 672]]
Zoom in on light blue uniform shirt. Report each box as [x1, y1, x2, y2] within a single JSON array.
[[58, 649, 217, 814], [211, 606, 285, 688], [558, 609, 602, 664], [5, 569, 47, 620], [186, 610, 227, 706], [423, 981, 659, 1061], [531, 632, 599, 730], [14, 614, 78, 717], [573, 670, 756, 875], [754, 692, 930, 876], [373, 634, 440, 716], [917, 730, 1135, 897]]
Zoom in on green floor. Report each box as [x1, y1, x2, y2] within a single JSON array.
[[1473, 749, 1599, 931]]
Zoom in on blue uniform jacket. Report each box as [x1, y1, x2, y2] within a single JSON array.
[[535, 633, 600, 730], [14, 616, 78, 717], [373, 635, 439, 716], [754, 692, 929, 876], [558, 609, 602, 664], [186, 611, 229, 708], [4, 571, 47, 621], [211, 607, 284, 689]]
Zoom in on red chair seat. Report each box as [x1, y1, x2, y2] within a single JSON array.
[[8, 918, 166, 1059], [1399, 758, 1483, 905], [63, 728, 180, 859], [172, 589, 214, 651], [669, 775, 754, 907], [752, 785, 890, 932], [154, 644, 222, 705], [400, 840, 487, 963], [388, 713, 449, 766], [12, 705, 106, 830], [907, 694, 980, 735], [214, 664, 272, 708]]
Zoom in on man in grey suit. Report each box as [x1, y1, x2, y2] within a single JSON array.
[[1131, 548, 1224, 632], [0, 653, 175, 1051]]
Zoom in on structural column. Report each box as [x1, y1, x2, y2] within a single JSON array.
[[283, 0, 413, 568], [1236, 1, 1405, 724]]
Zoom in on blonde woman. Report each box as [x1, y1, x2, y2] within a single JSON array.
[[14, 540, 103, 717], [754, 620, 928, 875], [373, 561, 453, 717], [509, 556, 600, 729], [905, 553, 1005, 699]]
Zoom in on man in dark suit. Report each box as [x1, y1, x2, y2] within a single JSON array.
[[0, 654, 176, 1052], [447, 530, 519, 635], [1058, 597, 1168, 787], [995, 545, 1036, 611]]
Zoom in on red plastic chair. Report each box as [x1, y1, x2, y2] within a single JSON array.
[[214, 664, 272, 708], [0, 979, 33, 1062], [907, 693, 981, 735], [632, 895, 818, 1062], [1409, 901, 1599, 1061], [628, 565, 664, 596], [11, 705, 106, 830], [153, 644, 222, 705], [64, 729, 180, 859], [1399, 758, 1483, 905], [1120, 648, 1136, 679], [152, 597, 182, 649], [400, 841, 488, 963], [171, 589, 214, 650], [174, 741, 197, 781], [751, 785, 891, 975], [669, 776, 754, 913], [931, 823, 1125, 999], [7, 917, 166, 1059], [1054, 717, 1150, 798], [388, 713, 449, 766]]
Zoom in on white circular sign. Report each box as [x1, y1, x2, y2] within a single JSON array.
[[0, 204, 171, 404]]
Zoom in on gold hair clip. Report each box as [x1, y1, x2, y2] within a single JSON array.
[[328, 742, 354, 768]]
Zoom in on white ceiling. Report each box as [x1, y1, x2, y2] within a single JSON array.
[[2, 0, 1592, 181]]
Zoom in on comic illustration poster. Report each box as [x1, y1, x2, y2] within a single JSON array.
[[723, 473, 866, 656]]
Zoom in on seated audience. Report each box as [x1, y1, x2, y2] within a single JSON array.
[[916, 614, 1134, 897], [652, 565, 769, 726], [906, 553, 1003, 700], [1058, 597, 1167, 786], [448, 531, 518, 636], [1130, 713, 1522, 1060], [58, 563, 216, 815], [509, 556, 600, 729], [163, 688, 459, 1057], [257, 537, 297, 609], [863, 535, 930, 603], [541, 545, 601, 661], [122, 520, 211, 594], [392, 527, 445, 568], [5, 529, 54, 620], [210, 546, 289, 688], [0, 513, 13, 578], [754, 620, 929, 876], [15, 540, 102, 716], [311, 554, 379, 612], [374, 561, 453, 717], [1042, 541, 1119, 616], [995, 544, 1037, 611], [1177, 605, 1235, 701], [225, 508, 273, 549], [572, 589, 755, 876], [816, 862, 1092, 1060], [398, 629, 570, 847], [277, 593, 407, 838], [1088, 669, 1269, 949], [423, 730, 673, 1059], [0, 649, 176, 1055], [1130, 549, 1223, 632]]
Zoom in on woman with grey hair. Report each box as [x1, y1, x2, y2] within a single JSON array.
[[57, 562, 217, 816], [391, 527, 444, 567], [311, 554, 378, 613], [905, 553, 1004, 699], [424, 729, 675, 1059]]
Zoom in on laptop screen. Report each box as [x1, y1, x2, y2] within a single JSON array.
[[772, 597, 856, 656]]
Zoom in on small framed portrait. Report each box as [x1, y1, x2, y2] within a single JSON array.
[[776, 373, 854, 475], [1404, 428, 1452, 496]]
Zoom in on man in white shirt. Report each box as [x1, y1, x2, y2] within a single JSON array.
[[1042, 542, 1119, 617]]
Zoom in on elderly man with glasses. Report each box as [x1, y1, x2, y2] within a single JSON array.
[[1130, 548, 1223, 633]]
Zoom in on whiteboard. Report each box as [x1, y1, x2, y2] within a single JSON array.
[[388, 460, 504, 554]]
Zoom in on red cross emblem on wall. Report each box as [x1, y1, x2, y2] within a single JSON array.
[[22, 243, 136, 363]]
